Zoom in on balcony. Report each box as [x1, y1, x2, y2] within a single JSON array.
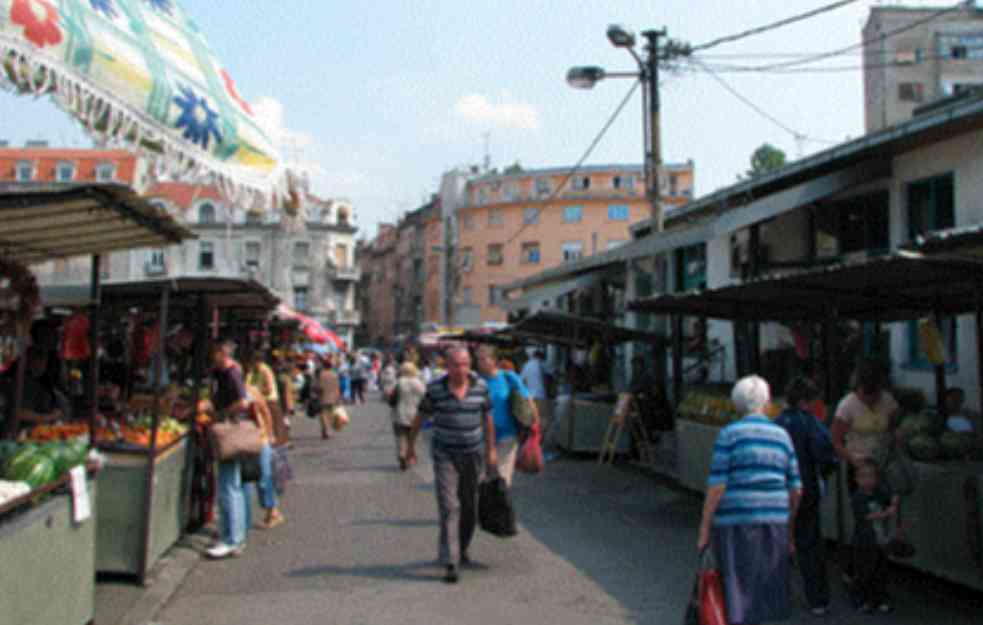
[[326, 264, 361, 281], [326, 309, 361, 325]]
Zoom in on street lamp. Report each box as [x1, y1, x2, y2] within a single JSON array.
[[568, 25, 688, 232]]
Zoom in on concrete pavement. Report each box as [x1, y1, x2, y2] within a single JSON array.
[[140, 395, 982, 625]]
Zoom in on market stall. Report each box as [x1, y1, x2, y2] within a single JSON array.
[[459, 311, 665, 455], [1, 183, 193, 622], [41, 276, 279, 580], [629, 250, 983, 591]]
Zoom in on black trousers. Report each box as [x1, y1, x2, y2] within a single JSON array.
[[853, 545, 888, 605], [794, 498, 830, 609]]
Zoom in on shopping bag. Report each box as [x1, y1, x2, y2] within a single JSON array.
[[478, 476, 518, 537], [271, 446, 293, 495], [210, 419, 264, 461], [516, 422, 544, 474], [698, 548, 728, 625], [240, 453, 262, 483], [332, 405, 350, 431]]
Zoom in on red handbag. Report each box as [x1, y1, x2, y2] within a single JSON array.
[[515, 422, 543, 474], [698, 549, 728, 625]]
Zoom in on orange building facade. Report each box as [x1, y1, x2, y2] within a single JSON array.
[[455, 163, 694, 324]]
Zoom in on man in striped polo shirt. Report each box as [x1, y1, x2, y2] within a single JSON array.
[[408, 346, 498, 584]]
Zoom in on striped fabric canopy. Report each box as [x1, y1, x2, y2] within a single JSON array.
[[0, 0, 294, 212]]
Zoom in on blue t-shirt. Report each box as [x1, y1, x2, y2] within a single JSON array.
[[482, 370, 530, 443]]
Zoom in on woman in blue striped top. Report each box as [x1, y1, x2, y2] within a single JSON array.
[[697, 375, 803, 625]]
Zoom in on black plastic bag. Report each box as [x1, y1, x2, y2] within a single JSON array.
[[478, 477, 517, 537], [240, 454, 261, 483]]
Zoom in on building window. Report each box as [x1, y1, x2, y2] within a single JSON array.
[[907, 173, 954, 241], [612, 175, 635, 190], [561, 241, 583, 262], [521, 242, 541, 264], [337, 207, 350, 226], [571, 176, 590, 190], [503, 183, 518, 201], [607, 204, 629, 221], [335, 243, 348, 268], [606, 239, 627, 250], [460, 247, 473, 272], [199, 241, 214, 270], [293, 241, 310, 265], [669, 174, 679, 196], [294, 287, 309, 312], [15, 161, 32, 181], [95, 163, 115, 181], [245, 211, 263, 225], [488, 208, 504, 226], [898, 82, 924, 102], [522, 206, 540, 225], [675, 244, 706, 292], [488, 285, 499, 306], [535, 177, 551, 198], [198, 202, 216, 224], [477, 187, 489, 205], [487, 243, 503, 266], [244, 241, 261, 269], [56, 161, 75, 182], [462, 287, 473, 306], [463, 213, 476, 231], [815, 191, 890, 257], [563, 205, 583, 223]]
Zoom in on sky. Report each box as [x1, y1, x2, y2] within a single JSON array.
[[0, 0, 963, 238]]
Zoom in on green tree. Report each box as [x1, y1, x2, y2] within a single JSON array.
[[503, 161, 523, 175], [746, 143, 786, 178]]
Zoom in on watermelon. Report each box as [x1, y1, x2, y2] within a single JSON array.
[[907, 434, 942, 461], [6, 454, 56, 489], [897, 414, 940, 442], [939, 431, 975, 459], [0, 440, 19, 467], [41, 443, 75, 476], [4, 445, 39, 479]]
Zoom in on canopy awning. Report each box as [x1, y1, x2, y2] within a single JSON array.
[[0, 0, 292, 212], [0, 182, 194, 264], [42, 276, 279, 314], [628, 251, 983, 323], [452, 311, 664, 349]]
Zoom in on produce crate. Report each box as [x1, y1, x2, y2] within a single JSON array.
[[0, 478, 97, 625], [675, 419, 722, 493], [95, 435, 189, 578]]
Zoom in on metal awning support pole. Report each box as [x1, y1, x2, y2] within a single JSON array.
[[138, 283, 169, 584], [87, 254, 102, 444], [822, 319, 836, 428], [672, 314, 684, 405], [7, 337, 26, 440], [933, 310, 948, 420], [827, 308, 847, 546], [975, 288, 983, 448]]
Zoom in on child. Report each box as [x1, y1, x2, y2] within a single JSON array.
[[944, 387, 976, 433], [850, 460, 899, 614]]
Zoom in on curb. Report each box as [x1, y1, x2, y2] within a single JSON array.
[[115, 533, 207, 625]]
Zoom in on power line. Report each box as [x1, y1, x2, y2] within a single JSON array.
[[692, 0, 860, 52], [502, 79, 642, 247], [688, 50, 983, 75], [689, 57, 836, 147], [737, 2, 965, 71]]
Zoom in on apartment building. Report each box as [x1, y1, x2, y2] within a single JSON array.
[[455, 163, 694, 325], [357, 224, 397, 346], [865, 3, 983, 132]]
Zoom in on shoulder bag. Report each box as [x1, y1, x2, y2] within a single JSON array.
[[506, 373, 535, 428], [210, 413, 264, 462]]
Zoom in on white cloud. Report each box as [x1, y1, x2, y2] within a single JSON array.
[[453, 93, 539, 130]]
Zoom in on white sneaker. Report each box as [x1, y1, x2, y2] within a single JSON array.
[[206, 542, 245, 559]]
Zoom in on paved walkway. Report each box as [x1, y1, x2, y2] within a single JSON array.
[[146, 395, 982, 625]]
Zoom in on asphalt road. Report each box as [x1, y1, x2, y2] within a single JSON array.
[[154, 395, 983, 625]]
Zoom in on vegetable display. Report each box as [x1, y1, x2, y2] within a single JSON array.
[[1, 440, 89, 491]]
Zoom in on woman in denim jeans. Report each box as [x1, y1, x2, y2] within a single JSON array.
[[245, 385, 285, 529], [207, 342, 251, 559]]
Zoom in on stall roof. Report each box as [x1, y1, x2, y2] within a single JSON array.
[[41, 276, 279, 312], [461, 311, 664, 348], [0, 183, 195, 264], [909, 224, 983, 256], [628, 252, 983, 322]]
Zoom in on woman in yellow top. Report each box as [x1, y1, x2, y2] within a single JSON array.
[[245, 385, 286, 530], [246, 352, 288, 446]]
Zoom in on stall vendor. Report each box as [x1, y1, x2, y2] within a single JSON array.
[[1, 347, 70, 430]]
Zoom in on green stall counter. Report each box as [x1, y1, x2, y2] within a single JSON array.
[[0, 478, 97, 625], [675, 418, 722, 493], [96, 436, 190, 579]]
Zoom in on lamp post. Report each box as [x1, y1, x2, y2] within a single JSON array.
[[568, 25, 689, 232]]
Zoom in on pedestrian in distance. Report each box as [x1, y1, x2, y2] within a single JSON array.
[[318, 357, 341, 440], [407, 346, 497, 584], [475, 344, 535, 487], [391, 362, 426, 470], [698, 374, 802, 625], [775, 377, 837, 617], [520, 349, 552, 433]]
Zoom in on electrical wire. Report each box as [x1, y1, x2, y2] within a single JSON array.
[[687, 49, 983, 75], [692, 0, 860, 52], [689, 57, 836, 145], [501, 79, 642, 248], [735, 2, 965, 71]]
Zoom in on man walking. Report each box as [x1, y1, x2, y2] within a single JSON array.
[[521, 349, 552, 433], [407, 346, 497, 584]]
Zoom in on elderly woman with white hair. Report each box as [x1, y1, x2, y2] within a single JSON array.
[[697, 375, 803, 625], [391, 361, 426, 471]]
